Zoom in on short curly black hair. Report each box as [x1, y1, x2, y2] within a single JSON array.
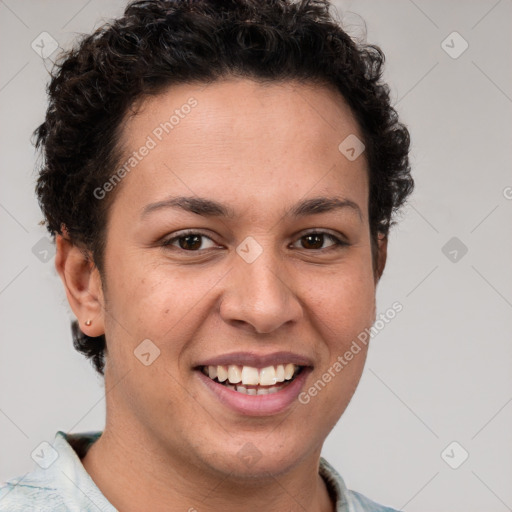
[[34, 0, 413, 376]]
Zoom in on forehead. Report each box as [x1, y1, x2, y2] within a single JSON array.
[[113, 78, 368, 220], [123, 78, 361, 146]]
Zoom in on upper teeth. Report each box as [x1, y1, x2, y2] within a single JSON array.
[[204, 364, 299, 386]]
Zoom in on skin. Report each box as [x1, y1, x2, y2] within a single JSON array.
[[56, 78, 387, 512]]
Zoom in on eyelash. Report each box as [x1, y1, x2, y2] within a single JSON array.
[[161, 230, 349, 252]]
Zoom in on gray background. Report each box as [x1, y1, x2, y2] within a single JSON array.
[[1, 1, 511, 510]]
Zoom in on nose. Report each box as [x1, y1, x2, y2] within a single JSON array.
[[219, 246, 303, 335]]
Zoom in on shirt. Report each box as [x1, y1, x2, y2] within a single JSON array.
[[0, 431, 399, 511]]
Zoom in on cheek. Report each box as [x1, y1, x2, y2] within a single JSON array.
[[297, 271, 373, 433], [105, 251, 183, 323], [103, 252, 229, 353], [304, 263, 376, 345]]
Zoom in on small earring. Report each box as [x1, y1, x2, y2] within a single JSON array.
[[85, 319, 92, 326]]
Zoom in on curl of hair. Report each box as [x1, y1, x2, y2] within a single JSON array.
[[71, 320, 106, 375], [34, 0, 414, 376]]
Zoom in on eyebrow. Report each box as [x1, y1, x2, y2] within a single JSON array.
[[140, 195, 362, 222]]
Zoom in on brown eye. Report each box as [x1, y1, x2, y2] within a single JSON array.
[[294, 231, 347, 251], [301, 233, 324, 249], [163, 232, 217, 251], [177, 234, 202, 250]]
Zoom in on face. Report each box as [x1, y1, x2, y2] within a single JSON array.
[[90, 78, 384, 478]]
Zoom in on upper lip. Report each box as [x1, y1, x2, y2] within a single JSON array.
[[195, 351, 314, 368]]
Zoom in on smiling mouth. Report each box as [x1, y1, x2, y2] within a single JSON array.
[[199, 363, 304, 395]]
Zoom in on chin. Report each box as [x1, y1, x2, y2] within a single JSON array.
[[201, 437, 314, 480]]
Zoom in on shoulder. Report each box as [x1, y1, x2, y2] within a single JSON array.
[[0, 471, 67, 512], [345, 489, 400, 512], [0, 430, 107, 512], [319, 457, 400, 512]]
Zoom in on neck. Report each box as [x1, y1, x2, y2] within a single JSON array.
[[81, 424, 334, 512]]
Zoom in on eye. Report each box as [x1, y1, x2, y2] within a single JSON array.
[[162, 231, 218, 251], [161, 229, 348, 253], [292, 231, 348, 251]]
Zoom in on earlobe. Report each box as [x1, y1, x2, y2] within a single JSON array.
[[55, 234, 105, 337]]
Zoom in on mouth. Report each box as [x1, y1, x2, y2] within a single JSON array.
[[194, 354, 312, 416], [198, 363, 304, 395]]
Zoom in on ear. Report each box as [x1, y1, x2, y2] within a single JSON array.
[[55, 234, 105, 337], [374, 234, 388, 284]]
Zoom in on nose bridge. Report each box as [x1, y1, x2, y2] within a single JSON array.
[[220, 237, 302, 334]]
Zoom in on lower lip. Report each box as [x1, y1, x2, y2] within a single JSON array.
[[195, 368, 311, 416]]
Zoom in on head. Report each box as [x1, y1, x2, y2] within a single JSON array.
[[35, 0, 412, 478]]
